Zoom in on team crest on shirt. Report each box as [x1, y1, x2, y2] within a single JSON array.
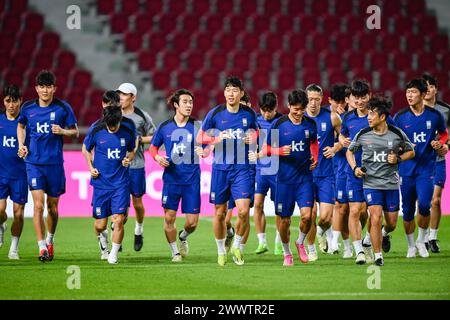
[[162, 196, 168, 204], [367, 193, 372, 202], [321, 122, 327, 132], [242, 118, 248, 127], [31, 178, 37, 187], [388, 141, 393, 148], [277, 203, 283, 212], [337, 190, 343, 199], [120, 138, 125, 146], [211, 192, 215, 201], [426, 121, 431, 129], [187, 134, 193, 143], [305, 130, 310, 138], [348, 190, 353, 199], [50, 112, 55, 121], [95, 207, 101, 216]]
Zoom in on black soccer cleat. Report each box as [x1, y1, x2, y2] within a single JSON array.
[[430, 240, 440, 253], [375, 257, 384, 266], [425, 242, 430, 251], [134, 234, 143, 252], [382, 234, 391, 253], [38, 249, 49, 262]]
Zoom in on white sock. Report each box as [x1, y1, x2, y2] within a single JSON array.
[[275, 230, 281, 244], [227, 227, 234, 237], [429, 228, 438, 241], [317, 225, 324, 237], [179, 229, 190, 240], [374, 252, 383, 260], [232, 234, 243, 249], [135, 222, 143, 236], [257, 233, 266, 245], [110, 242, 121, 257], [331, 230, 340, 248], [363, 232, 371, 246], [46, 233, 54, 245], [169, 241, 179, 256], [240, 243, 245, 253], [343, 239, 351, 250], [353, 240, 363, 254], [418, 227, 427, 243], [382, 227, 388, 237], [308, 244, 316, 254], [424, 228, 429, 243], [296, 231, 306, 245], [10, 236, 19, 253], [326, 228, 333, 246], [98, 232, 108, 250], [406, 233, 415, 248], [216, 238, 226, 255], [38, 240, 47, 251], [282, 242, 292, 256]]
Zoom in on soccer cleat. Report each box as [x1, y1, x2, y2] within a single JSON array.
[[375, 257, 384, 266], [110, 222, 123, 252], [225, 227, 234, 253], [255, 243, 269, 255], [107, 255, 118, 264], [430, 240, 440, 253], [295, 243, 309, 263], [217, 254, 227, 266], [382, 234, 391, 253], [406, 246, 417, 258], [178, 230, 189, 257], [424, 242, 430, 251], [0, 223, 6, 248], [274, 242, 283, 255], [134, 234, 143, 252], [38, 249, 49, 262], [171, 253, 182, 263], [318, 233, 328, 254], [327, 243, 339, 254], [231, 247, 244, 266], [343, 248, 353, 259], [283, 254, 294, 266], [416, 241, 429, 258], [362, 244, 373, 263], [8, 251, 20, 260], [47, 244, 54, 261], [100, 250, 109, 261], [308, 251, 318, 262], [355, 251, 366, 264]]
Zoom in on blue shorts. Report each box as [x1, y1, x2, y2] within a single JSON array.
[[363, 188, 399, 212], [210, 168, 255, 205], [129, 168, 146, 197], [346, 174, 365, 203], [26, 163, 65, 197], [335, 176, 348, 203], [162, 183, 201, 214], [400, 174, 434, 222], [92, 185, 130, 219], [313, 175, 336, 204], [434, 160, 446, 188], [0, 177, 28, 204], [227, 193, 254, 210], [255, 170, 276, 201], [275, 176, 314, 217]]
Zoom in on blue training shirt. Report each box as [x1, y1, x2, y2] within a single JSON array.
[[83, 121, 136, 189], [151, 117, 205, 185], [256, 112, 283, 173], [18, 98, 77, 165], [394, 106, 446, 176]]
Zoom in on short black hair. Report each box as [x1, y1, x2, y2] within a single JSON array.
[[305, 84, 323, 95], [422, 73, 438, 88], [330, 83, 349, 102], [288, 89, 308, 108], [36, 70, 56, 86], [259, 91, 277, 111], [241, 91, 250, 104], [167, 89, 194, 108], [368, 95, 392, 119], [102, 105, 122, 127], [350, 79, 370, 97], [224, 76, 243, 90], [102, 90, 120, 106], [3, 85, 22, 102], [406, 78, 428, 94]]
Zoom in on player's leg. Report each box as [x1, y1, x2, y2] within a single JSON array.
[[415, 174, 433, 258], [430, 185, 443, 253], [130, 168, 146, 251], [214, 203, 228, 265], [224, 205, 234, 253], [178, 183, 201, 257], [381, 190, 399, 254], [108, 185, 130, 264], [94, 217, 109, 260], [295, 179, 313, 263], [306, 204, 318, 260], [31, 189, 48, 261], [109, 213, 126, 264], [253, 193, 268, 254], [7, 177, 27, 258], [231, 198, 250, 265], [400, 176, 418, 258], [316, 176, 336, 253], [368, 204, 383, 266], [0, 198, 7, 248], [162, 183, 182, 261], [277, 215, 293, 266], [46, 196, 59, 261]]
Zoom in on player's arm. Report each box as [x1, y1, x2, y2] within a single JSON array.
[[17, 123, 28, 158], [122, 149, 136, 167], [324, 112, 343, 158], [149, 145, 170, 167], [432, 128, 449, 156], [387, 149, 415, 164], [248, 143, 291, 161], [339, 133, 351, 148], [81, 143, 99, 178], [51, 124, 79, 138], [346, 149, 365, 178]]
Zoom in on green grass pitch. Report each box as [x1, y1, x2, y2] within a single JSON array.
[[1, 216, 449, 300]]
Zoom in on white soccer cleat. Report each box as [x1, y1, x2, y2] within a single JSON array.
[[179, 240, 189, 257], [318, 233, 328, 253], [343, 248, 353, 259], [406, 246, 417, 258], [327, 242, 340, 254], [355, 251, 366, 264], [416, 241, 429, 258], [363, 245, 374, 263], [100, 250, 109, 260], [308, 251, 318, 262], [172, 253, 182, 262], [8, 251, 19, 260], [107, 255, 118, 264], [0, 223, 6, 248]]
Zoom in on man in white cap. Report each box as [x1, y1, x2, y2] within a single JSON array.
[[116, 83, 156, 251]]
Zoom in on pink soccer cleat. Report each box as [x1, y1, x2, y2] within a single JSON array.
[[296, 243, 309, 263], [283, 254, 294, 266]]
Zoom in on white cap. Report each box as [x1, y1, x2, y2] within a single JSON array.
[[116, 83, 137, 96]]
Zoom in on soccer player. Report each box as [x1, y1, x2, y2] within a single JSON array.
[[17, 70, 79, 262], [0, 85, 28, 259], [117, 83, 156, 252], [197, 77, 259, 266], [422, 73, 450, 253], [151, 89, 210, 262], [393, 78, 448, 258], [83, 105, 136, 264], [250, 89, 318, 266], [348, 96, 415, 266], [304, 84, 342, 261]]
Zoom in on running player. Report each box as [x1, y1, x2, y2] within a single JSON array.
[[348, 95, 414, 266], [17, 70, 79, 262], [117, 83, 156, 252], [304, 84, 342, 261], [150, 89, 209, 262], [197, 77, 259, 266], [422, 73, 450, 253], [250, 89, 318, 266], [83, 105, 136, 264], [393, 78, 448, 258], [0, 85, 28, 259]]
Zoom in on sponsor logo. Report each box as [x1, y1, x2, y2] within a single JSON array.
[[413, 131, 426, 143], [107, 148, 121, 159], [2, 136, 16, 148], [291, 140, 305, 152], [373, 151, 387, 162], [36, 122, 50, 133]]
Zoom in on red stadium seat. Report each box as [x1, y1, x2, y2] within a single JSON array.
[[229, 50, 250, 70], [53, 71, 69, 92], [251, 14, 271, 34], [382, 1, 402, 16], [182, 50, 205, 70], [2, 13, 22, 32], [65, 89, 86, 114], [405, 0, 425, 15], [151, 69, 171, 90], [322, 15, 342, 34], [9, 0, 28, 14], [88, 89, 104, 106], [248, 70, 271, 90], [175, 69, 195, 89], [157, 13, 178, 34], [207, 50, 228, 71], [416, 52, 437, 71], [334, 0, 353, 16], [286, 0, 306, 15], [428, 33, 449, 53], [179, 13, 200, 33], [442, 54, 450, 70], [109, 13, 129, 33], [345, 51, 366, 71], [334, 33, 354, 53], [239, 0, 258, 16], [277, 72, 297, 89], [23, 12, 43, 31], [286, 33, 308, 52], [215, 32, 237, 51], [193, 31, 214, 52], [301, 68, 322, 86], [148, 32, 166, 50], [3, 70, 24, 87], [34, 52, 54, 69], [72, 69, 92, 89], [328, 70, 348, 84], [299, 14, 318, 33], [10, 51, 30, 72], [159, 50, 180, 71], [404, 33, 425, 51], [137, 49, 157, 70], [322, 52, 342, 69], [379, 33, 401, 52], [367, 51, 389, 70], [121, 0, 140, 15], [299, 50, 319, 69], [124, 32, 142, 52], [377, 70, 400, 91], [170, 32, 192, 52], [203, 13, 224, 32], [345, 15, 365, 33], [264, 31, 284, 51], [227, 14, 248, 34], [216, 0, 233, 13], [392, 15, 412, 35], [144, 0, 163, 14], [392, 51, 413, 70], [197, 69, 219, 88], [0, 32, 15, 51], [135, 13, 153, 33], [310, 32, 330, 51], [239, 32, 261, 51], [277, 49, 297, 69], [417, 15, 437, 33], [191, 0, 211, 14], [263, 0, 282, 15], [273, 14, 295, 33], [311, 0, 330, 15], [253, 51, 273, 70], [17, 31, 37, 51], [97, 0, 115, 15]]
